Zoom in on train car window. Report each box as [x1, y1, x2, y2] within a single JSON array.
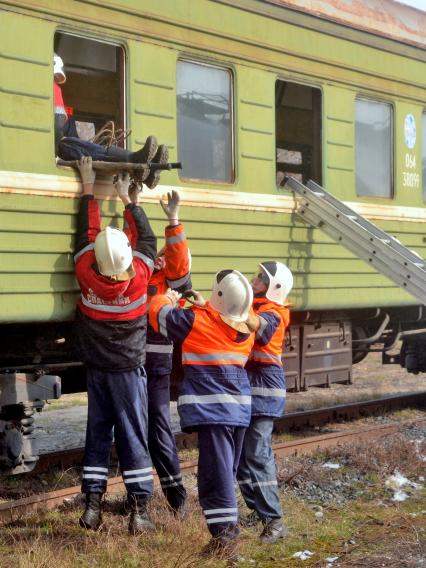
[[275, 81, 322, 185], [422, 112, 426, 202], [355, 99, 392, 198], [177, 60, 234, 182], [54, 33, 125, 154]]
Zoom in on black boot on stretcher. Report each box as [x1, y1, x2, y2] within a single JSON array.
[[104, 135, 158, 164]]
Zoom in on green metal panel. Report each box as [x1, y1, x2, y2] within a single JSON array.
[[322, 85, 356, 199], [0, 11, 54, 173], [129, 40, 178, 167], [237, 67, 276, 193], [0, 189, 422, 322], [0, 1, 425, 325]]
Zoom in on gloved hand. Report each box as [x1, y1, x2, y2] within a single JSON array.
[[114, 172, 131, 199], [129, 181, 142, 204], [183, 289, 206, 307], [245, 310, 260, 332], [77, 156, 96, 185], [165, 288, 182, 306], [160, 190, 180, 223]]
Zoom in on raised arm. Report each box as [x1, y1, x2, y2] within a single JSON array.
[[160, 190, 191, 291], [115, 173, 157, 272], [74, 157, 100, 258]]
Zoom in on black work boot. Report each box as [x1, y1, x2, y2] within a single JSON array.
[[171, 499, 188, 520], [104, 136, 158, 165], [144, 144, 169, 189], [129, 135, 158, 164], [259, 517, 288, 544], [127, 494, 156, 535], [200, 535, 240, 565], [79, 493, 103, 530], [239, 510, 261, 528]]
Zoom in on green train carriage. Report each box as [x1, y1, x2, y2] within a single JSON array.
[[0, 0, 425, 473]]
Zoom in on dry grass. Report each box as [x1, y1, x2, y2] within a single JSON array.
[[1, 424, 425, 568], [43, 393, 88, 412]]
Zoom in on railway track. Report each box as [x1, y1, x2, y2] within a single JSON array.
[[1, 415, 424, 525], [33, 391, 426, 473]]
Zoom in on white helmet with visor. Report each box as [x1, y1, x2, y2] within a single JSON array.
[[210, 270, 253, 323], [94, 226, 135, 281], [54, 53, 66, 84], [257, 261, 293, 305]]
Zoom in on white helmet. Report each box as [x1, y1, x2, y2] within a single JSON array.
[[94, 226, 134, 281], [210, 270, 253, 323], [54, 53, 66, 84], [258, 261, 293, 305]]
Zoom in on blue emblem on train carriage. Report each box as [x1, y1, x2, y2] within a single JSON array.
[[404, 114, 416, 149]]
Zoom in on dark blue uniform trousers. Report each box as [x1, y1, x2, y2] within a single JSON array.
[[82, 367, 153, 497], [146, 356, 187, 510], [197, 425, 246, 539], [237, 416, 283, 520], [58, 137, 110, 161]]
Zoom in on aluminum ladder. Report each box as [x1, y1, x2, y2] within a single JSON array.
[[284, 176, 426, 305]]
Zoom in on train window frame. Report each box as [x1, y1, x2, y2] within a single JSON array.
[[422, 111, 426, 202], [355, 97, 394, 199], [53, 31, 127, 160], [176, 58, 235, 184], [275, 79, 323, 186]]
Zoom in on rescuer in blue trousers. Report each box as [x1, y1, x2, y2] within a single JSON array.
[[237, 261, 293, 544], [130, 188, 191, 515], [150, 271, 256, 561], [74, 157, 157, 534]]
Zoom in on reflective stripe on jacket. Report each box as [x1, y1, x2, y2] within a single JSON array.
[[74, 197, 154, 322], [149, 297, 254, 431], [247, 298, 290, 418]]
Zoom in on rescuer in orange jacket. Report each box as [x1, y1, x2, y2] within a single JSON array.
[[149, 271, 255, 560], [74, 157, 157, 535], [143, 190, 191, 515], [237, 261, 293, 544]]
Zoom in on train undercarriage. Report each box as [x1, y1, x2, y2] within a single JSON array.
[[1, 306, 425, 475]]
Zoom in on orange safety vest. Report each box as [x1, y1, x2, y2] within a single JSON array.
[[248, 298, 290, 366], [149, 298, 255, 429]]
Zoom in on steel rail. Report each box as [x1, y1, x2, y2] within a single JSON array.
[[1, 417, 424, 525], [32, 391, 426, 473]]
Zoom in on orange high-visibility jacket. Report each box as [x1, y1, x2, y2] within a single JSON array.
[[247, 298, 290, 418], [150, 296, 255, 431]]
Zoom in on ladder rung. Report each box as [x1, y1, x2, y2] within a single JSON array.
[[290, 176, 426, 305]]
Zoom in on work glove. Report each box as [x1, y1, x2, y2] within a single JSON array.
[[245, 310, 260, 332], [77, 156, 96, 185], [160, 190, 180, 223], [183, 289, 206, 307], [114, 172, 131, 199], [165, 288, 182, 306], [129, 181, 142, 204]]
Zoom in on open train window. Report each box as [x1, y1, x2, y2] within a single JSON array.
[[355, 99, 392, 198], [275, 81, 322, 186], [177, 60, 234, 183], [54, 33, 125, 154], [422, 112, 426, 202]]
